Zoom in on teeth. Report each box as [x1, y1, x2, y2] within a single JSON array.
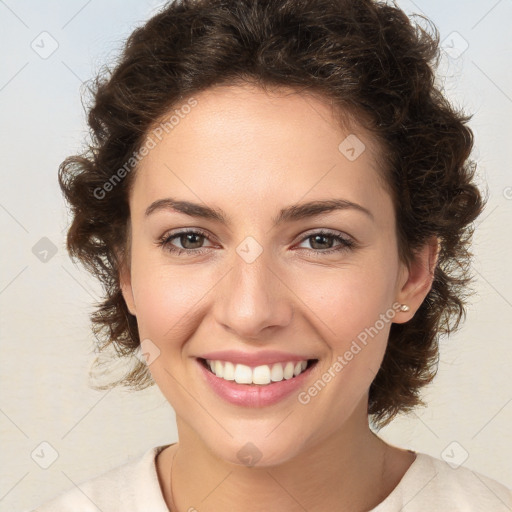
[[270, 363, 283, 382], [205, 359, 310, 386], [234, 364, 253, 384], [283, 362, 294, 380], [223, 361, 235, 380], [252, 365, 271, 385], [214, 360, 224, 378]]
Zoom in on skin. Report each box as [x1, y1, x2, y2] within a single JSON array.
[[119, 83, 439, 511]]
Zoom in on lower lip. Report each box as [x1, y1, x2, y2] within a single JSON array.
[[196, 359, 317, 407]]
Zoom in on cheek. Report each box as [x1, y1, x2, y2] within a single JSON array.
[[291, 256, 398, 346], [129, 262, 210, 397], [290, 266, 396, 431], [129, 250, 208, 342]]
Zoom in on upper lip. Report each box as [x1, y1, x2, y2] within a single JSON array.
[[198, 350, 316, 367]]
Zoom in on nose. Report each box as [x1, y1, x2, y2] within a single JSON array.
[[213, 249, 294, 340]]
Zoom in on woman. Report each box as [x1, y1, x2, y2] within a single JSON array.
[[34, 0, 512, 510]]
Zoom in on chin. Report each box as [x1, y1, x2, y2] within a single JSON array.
[[200, 427, 313, 469]]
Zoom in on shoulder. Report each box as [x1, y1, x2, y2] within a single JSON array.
[[31, 445, 170, 512], [373, 451, 512, 511]]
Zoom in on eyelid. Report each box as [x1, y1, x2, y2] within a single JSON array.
[[293, 229, 356, 255], [163, 226, 213, 237], [157, 227, 357, 258], [158, 227, 353, 246], [158, 227, 217, 248], [294, 228, 354, 244]]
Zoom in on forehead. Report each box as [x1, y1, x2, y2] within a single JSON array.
[[129, 83, 392, 225]]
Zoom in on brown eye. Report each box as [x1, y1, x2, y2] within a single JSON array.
[[297, 230, 355, 255], [156, 229, 214, 256], [176, 232, 205, 250], [309, 234, 335, 250]]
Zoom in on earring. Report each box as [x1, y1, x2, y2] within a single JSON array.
[[399, 304, 410, 312]]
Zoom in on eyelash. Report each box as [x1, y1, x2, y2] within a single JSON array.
[[155, 228, 356, 257]]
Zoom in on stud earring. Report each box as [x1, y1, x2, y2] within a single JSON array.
[[399, 304, 410, 312]]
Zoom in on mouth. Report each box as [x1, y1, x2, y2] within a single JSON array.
[[198, 357, 318, 386], [196, 355, 320, 407]]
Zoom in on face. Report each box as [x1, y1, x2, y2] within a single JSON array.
[[120, 83, 418, 466]]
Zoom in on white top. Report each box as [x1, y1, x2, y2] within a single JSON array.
[[32, 444, 512, 511]]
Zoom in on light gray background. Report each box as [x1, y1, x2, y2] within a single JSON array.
[[1, 1, 511, 511]]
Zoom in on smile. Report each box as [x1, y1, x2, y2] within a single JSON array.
[[197, 356, 319, 407], [202, 358, 313, 385]]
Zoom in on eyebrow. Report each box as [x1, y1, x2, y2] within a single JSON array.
[[144, 197, 374, 225]]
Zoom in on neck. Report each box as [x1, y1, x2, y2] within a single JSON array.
[[157, 408, 411, 511]]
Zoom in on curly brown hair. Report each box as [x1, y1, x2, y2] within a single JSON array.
[[59, 0, 485, 428]]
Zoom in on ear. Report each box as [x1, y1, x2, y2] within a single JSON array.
[[118, 252, 137, 317], [394, 236, 440, 323]]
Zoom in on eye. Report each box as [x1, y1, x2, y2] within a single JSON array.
[[156, 228, 356, 257], [156, 229, 214, 256], [295, 230, 355, 255]]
